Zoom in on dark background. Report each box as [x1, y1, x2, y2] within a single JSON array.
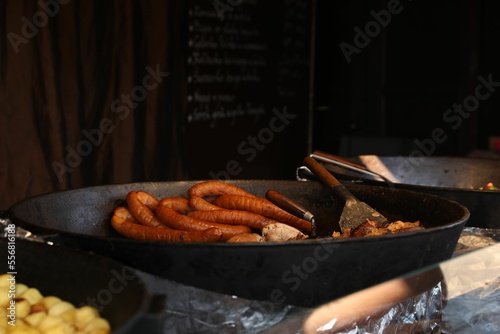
[[313, 0, 500, 157], [1, 0, 499, 209]]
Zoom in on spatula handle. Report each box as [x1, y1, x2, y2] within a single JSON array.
[[266, 189, 314, 222], [303, 156, 341, 189]]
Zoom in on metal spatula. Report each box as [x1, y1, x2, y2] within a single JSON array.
[[303, 156, 388, 234]]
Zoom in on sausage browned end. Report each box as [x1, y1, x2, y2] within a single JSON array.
[[126, 191, 169, 228], [136, 191, 160, 211]]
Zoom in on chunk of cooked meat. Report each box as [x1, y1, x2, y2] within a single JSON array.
[[333, 220, 423, 239]]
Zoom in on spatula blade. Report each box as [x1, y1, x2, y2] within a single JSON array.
[[304, 156, 389, 234]]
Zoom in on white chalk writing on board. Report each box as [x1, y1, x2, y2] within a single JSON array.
[[186, 0, 310, 126]]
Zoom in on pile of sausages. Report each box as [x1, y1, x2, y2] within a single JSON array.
[[111, 181, 313, 243]]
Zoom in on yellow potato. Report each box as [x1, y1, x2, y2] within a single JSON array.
[[59, 309, 76, 324], [74, 307, 98, 330], [6, 327, 40, 334], [0, 287, 10, 308], [40, 297, 61, 310], [19, 288, 43, 306], [0, 274, 110, 334], [0, 316, 7, 327], [41, 322, 73, 334], [24, 312, 46, 328], [48, 302, 74, 317], [83, 318, 110, 332], [7, 318, 29, 329], [15, 300, 32, 319], [36, 316, 63, 332], [15, 284, 29, 297]]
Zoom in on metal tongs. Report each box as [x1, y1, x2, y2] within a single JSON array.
[[299, 150, 395, 187]]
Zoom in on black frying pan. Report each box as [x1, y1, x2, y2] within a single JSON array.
[[0, 237, 157, 334], [300, 154, 500, 229], [7, 180, 469, 307]]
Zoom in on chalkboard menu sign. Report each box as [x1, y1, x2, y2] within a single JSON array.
[[182, 0, 314, 180]]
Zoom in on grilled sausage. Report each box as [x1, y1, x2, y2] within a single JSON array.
[[156, 205, 251, 241], [188, 180, 257, 198], [188, 209, 279, 231], [126, 191, 168, 228], [111, 213, 223, 242], [188, 196, 223, 211], [136, 191, 160, 211], [213, 195, 312, 235], [158, 197, 192, 214]]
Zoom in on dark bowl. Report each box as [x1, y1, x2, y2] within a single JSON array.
[[0, 237, 150, 333]]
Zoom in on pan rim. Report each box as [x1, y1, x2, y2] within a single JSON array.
[[8, 179, 470, 246]]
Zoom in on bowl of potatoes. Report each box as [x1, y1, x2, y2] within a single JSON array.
[[0, 237, 151, 334]]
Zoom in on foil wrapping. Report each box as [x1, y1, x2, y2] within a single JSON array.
[[2, 214, 499, 333]]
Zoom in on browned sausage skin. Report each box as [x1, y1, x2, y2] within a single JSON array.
[[113, 182, 313, 243], [188, 209, 279, 231], [188, 180, 257, 198], [188, 196, 223, 211], [126, 191, 169, 228], [213, 195, 312, 235], [136, 191, 160, 211], [156, 205, 251, 241], [111, 211, 223, 242], [158, 197, 192, 214], [114, 206, 140, 223]]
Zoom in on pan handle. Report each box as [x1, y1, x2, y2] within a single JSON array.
[[303, 157, 342, 190], [1, 212, 60, 244]]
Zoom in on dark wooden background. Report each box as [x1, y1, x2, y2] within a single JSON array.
[[1, 0, 499, 209], [313, 0, 500, 157]]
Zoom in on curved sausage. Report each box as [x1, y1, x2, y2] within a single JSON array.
[[114, 206, 140, 223], [188, 196, 222, 211], [136, 191, 160, 211], [213, 195, 312, 235], [111, 213, 223, 242], [158, 197, 192, 214], [188, 180, 257, 198], [126, 191, 168, 228], [156, 205, 251, 241], [188, 209, 279, 231]]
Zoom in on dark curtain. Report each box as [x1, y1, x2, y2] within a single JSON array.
[[0, 0, 185, 210]]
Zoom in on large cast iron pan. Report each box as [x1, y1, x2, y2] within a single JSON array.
[[0, 237, 157, 334], [300, 155, 500, 229], [7, 180, 469, 307]]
